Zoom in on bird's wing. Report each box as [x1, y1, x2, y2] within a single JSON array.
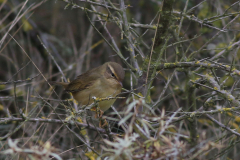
[[65, 67, 102, 93]]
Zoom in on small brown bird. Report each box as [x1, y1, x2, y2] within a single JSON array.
[[51, 62, 125, 112]]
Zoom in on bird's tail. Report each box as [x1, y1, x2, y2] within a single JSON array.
[[48, 81, 69, 89]]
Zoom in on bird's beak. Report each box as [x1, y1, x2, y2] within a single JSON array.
[[119, 81, 123, 87]]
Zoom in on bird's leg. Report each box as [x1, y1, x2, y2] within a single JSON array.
[[99, 117, 108, 128], [93, 107, 103, 118], [94, 106, 108, 127], [97, 107, 104, 118], [92, 98, 108, 127]]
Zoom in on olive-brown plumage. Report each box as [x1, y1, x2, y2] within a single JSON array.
[[51, 62, 125, 112]]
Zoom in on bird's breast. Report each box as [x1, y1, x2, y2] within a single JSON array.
[[72, 79, 121, 111]]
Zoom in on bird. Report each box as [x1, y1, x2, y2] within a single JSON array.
[[50, 62, 125, 112]]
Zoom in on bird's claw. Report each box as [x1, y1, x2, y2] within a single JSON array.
[[99, 118, 108, 128]]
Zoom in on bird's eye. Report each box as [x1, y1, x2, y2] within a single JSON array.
[[111, 73, 115, 77]]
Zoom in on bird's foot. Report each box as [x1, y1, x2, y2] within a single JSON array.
[[99, 117, 108, 128], [98, 109, 104, 118], [92, 107, 107, 127], [93, 107, 104, 118]]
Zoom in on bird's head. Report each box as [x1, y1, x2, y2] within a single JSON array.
[[103, 62, 125, 88]]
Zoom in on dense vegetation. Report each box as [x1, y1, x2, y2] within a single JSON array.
[[1, 0, 240, 159]]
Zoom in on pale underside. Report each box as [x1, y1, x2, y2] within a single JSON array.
[[72, 78, 121, 112]]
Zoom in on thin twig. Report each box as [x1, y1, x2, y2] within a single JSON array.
[[206, 114, 240, 137], [0, 74, 40, 85]]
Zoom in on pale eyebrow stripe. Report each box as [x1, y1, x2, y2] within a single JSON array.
[[108, 64, 119, 80]]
